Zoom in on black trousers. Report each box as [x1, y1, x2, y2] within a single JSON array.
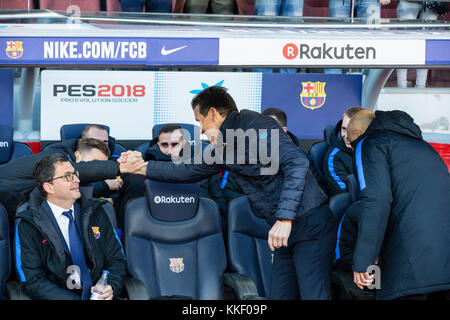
[[269, 203, 337, 300]]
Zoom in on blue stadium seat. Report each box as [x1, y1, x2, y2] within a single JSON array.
[[60, 123, 110, 141], [59, 123, 125, 159], [152, 123, 200, 141], [136, 123, 203, 158], [0, 203, 11, 299], [308, 141, 329, 176], [124, 179, 227, 299], [0, 124, 33, 168], [226, 196, 271, 299], [135, 141, 150, 155]]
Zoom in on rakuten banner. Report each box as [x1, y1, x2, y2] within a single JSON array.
[[220, 38, 425, 67]]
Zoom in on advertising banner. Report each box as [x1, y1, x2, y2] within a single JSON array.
[[41, 70, 362, 141], [220, 39, 426, 67], [0, 68, 13, 127], [1, 37, 219, 66], [261, 73, 362, 139]]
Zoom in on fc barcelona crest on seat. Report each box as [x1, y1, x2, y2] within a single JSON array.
[[169, 257, 184, 273], [6, 41, 24, 59], [300, 81, 327, 110]]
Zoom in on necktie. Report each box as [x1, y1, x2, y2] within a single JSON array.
[[62, 210, 92, 300]]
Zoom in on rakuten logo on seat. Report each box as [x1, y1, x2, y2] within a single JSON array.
[[282, 43, 376, 60], [154, 195, 195, 204]]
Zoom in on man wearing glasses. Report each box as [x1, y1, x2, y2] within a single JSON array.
[[0, 135, 146, 222], [14, 153, 127, 300]]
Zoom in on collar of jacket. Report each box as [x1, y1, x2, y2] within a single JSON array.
[[219, 110, 240, 139], [327, 120, 352, 155]]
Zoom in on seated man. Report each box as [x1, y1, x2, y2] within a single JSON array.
[[0, 135, 145, 222], [322, 107, 363, 197], [15, 153, 127, 300], [80, 124, 123, 200], [73, 138, 118, 205], [115, 124, 225, 230]]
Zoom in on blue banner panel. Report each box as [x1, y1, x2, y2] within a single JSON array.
[[261, 74, 362, 139], [426, 40, 450, 65], [0, 68, 13, 127], [0, 37, 219, 66]]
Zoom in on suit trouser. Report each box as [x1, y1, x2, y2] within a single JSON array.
[[269, 203, 337, 300]]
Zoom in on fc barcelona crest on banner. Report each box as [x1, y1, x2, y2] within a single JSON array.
[[6, 41, 24, 59], [169, 258, 184, 273], [300, 81, 327, 110]]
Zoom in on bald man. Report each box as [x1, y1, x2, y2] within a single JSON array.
[[346, 109, 450, 300]]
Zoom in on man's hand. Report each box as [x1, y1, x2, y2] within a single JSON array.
[[353, 271, 374, 290], [118, 151, 145, 174], [380, 0, 391, 5], [267, 220, 292, 251], [135, 162, 148, 176], [91, 284, 113, 300], [105, 178, 120, 191]]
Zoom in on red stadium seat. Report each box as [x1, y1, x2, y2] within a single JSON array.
[[438, 11, 450, 22], [381, 0, 398, 19], [236, 0, 254, 15], [107, 0, 172, 13], [0, 0, 33, 10], [303, 0, 329, 17], [106, 0, 122, 12], [40, 0, 100, 12]]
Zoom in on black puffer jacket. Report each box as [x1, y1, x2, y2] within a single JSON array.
[[0, 139, 120, 219], [323, 121, 354, 197], [15, 189, 127, 300], [351, 110, 450, 300], [146, 109, 328, 226]]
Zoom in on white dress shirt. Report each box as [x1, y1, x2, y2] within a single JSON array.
[[47, 201, 75, 253]]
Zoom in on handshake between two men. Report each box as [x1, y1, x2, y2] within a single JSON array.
[[117, 150, 148, 176]]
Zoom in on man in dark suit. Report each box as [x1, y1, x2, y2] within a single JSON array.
[[14, 153, 127, 300]]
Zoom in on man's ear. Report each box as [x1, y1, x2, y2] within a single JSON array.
[[74, 151, 81, 163], [283, 127, 288, 133], [43, 182, 54, 195]]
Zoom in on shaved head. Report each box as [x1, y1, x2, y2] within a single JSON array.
[[347, 110, 376, 144]]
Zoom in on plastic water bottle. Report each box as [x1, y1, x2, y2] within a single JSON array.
[[90, 270, 109, 300]]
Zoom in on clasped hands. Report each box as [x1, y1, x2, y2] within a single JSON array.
[[117, 150, 148, 175]]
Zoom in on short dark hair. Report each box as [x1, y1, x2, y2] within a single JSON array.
[[76, 138, 110, 158], [80, 124, 108, 139], [344, 107, 364, 119], [33, 153, 70, 198], [262, 108, 288, 128], [191, 86, 238, 117], [158, 124, 183, 141]]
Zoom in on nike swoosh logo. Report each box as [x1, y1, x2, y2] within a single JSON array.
[[161, 45, 188, 56]]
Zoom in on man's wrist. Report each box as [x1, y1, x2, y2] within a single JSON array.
[[277, 219, 292, 223]]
